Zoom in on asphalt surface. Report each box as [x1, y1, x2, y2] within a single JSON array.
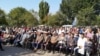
[[0, 45, 65, 56]]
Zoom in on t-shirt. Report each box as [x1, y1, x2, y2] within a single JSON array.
[[77, 37, 86, 55], [87, 33, 93, 39]]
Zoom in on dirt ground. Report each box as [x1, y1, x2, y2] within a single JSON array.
[[0, 45, 65, 56]]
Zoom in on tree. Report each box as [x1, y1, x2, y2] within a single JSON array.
[[77, 6, 95, 26], [60, 0, 100, 25], [48, 11, 69, 26], [60, 0, 73, 20], [8, 7, 27, 26], [30, 10, 40, 22], [22, 11, 38, 26], [39, 0, 49, 24], [8, 7, 38, 26], [48, 14, 58, 26], [0, 9, 8, 25], [96, 15, 100, 26]]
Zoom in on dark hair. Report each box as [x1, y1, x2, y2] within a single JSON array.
[[79, 33, 84, 35], [0, 31, 2, 36]]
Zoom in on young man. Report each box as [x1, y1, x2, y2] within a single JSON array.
[[75, 33, 86, 56]]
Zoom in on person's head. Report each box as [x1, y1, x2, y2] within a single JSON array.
[[53, 32, 58, 36], [60, 32, 65, 36], [79, 33, 84, 38], [33, 31, 37, 34]]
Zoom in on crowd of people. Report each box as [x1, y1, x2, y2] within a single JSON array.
[[0, 26, 100, 56]]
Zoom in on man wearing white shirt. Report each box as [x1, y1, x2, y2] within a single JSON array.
[[75, 33, 86, 56], [20, 31, 30, 45], [58, 27, 65, 35]]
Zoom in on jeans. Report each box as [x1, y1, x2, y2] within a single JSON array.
[[75, 48, 84, 56]]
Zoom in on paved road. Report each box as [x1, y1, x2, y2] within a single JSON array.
[[0, 45, 65, 56]]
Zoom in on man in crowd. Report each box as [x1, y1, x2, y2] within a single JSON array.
[[0, 30, 4, 51], [75, 33, 86, 56]]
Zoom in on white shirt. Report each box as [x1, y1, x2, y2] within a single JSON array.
[[77, 37, 87, 55], [58, 29, 65, 34], [20, 33, 30, 45]]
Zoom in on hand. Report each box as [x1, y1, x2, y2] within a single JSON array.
[[79, 46, 82, 49], [70, 44, 72, 46]]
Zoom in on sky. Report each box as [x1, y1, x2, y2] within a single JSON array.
[[0, 0, 61, 14]]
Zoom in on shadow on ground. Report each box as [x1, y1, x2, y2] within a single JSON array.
[[0, 45, 65, 56], [0, 45, 33, 56]]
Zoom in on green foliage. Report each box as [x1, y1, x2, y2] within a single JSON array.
[[39, 0, 49, 24], [48, 14, 58, 26], [96, 15, 100, 26], [23, 11, 38, 26], [77, 6, 95, 26], [0, 9, 8, 25], [60, 0, 73, 19], [8, 7, 38, 26], [8, 7, 27, 26], [48, 12, 69, 26], [60, 0, 100, 26]]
